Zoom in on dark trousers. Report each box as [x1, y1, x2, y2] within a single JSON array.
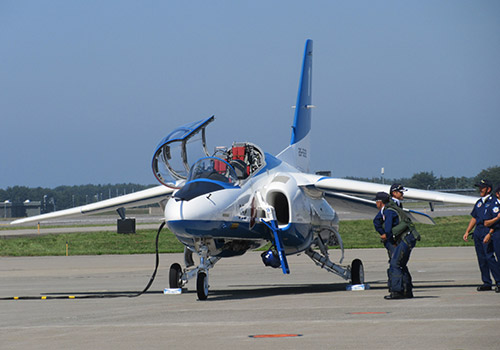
[[383, 240, 395, 291], [473, 229, 500, 286], [389, 233, 416, 294], [492, 231, 500, 270]]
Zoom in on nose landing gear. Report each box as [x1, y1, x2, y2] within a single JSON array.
[[168, 245, 220, 300]]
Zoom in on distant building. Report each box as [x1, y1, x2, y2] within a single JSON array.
[[1, 201, 41, 218]]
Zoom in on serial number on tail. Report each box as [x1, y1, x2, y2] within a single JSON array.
[[298, 148, 308, 158]]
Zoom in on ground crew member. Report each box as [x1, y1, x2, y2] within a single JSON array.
[[463, 179, 500, 291], [373, 192, 396, 257], [484, 185, 500, 293], [373, 192, 396, 292], [390, 183, 406, 208], [383, 199, 420, 299]]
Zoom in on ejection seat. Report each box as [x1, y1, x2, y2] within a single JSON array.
[[230, 159, 248, 180], [230, 145, 250, 180]]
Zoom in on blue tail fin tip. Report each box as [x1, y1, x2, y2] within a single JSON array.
[[290, 39, 313, 145], [276, 39, 313, 173]]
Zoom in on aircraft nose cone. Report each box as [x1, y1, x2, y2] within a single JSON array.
[[163, 190, 238, 227], [163, 197, 184, 222]]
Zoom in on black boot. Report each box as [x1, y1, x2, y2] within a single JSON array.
[[404, 290, 414, 298], [403, 286, 413, 298], [384, 292, 405, 300], [477, 285, 492, 291]]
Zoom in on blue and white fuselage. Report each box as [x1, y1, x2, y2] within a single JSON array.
[[164, 151, 339, 259]]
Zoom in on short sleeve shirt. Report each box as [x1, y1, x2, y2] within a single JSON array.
[[484, 197, 500, 232], [471, 195, 494, 234]]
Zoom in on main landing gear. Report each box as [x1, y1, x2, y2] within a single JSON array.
[[305, 234, 364, 286], [168, 246, 220, 300], [305, 249, 364, 285]]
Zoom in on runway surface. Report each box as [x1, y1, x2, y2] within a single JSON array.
[[1, 247, 499, 349]]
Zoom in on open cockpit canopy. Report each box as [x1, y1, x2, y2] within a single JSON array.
[[152, 116, 266, 188], [152, 116, 214, 188]]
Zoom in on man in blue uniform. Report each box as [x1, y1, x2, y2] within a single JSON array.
[[373, 192, 396, 292], [484, 185, 500, 293], [373, 192, 419, 299], [463, 179, 500, 291], [390, 183, 406, 208], [373, 192, 396, 257], [384, 198, 419, 299]]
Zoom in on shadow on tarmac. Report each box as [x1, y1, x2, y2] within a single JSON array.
[[207, 283, 348, 301], [12, 280, 477, 301]]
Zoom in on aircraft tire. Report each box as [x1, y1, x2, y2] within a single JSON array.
[[350, 259, 364, 285], [196, 271, 209, 300], [169, 263, 182, 288]]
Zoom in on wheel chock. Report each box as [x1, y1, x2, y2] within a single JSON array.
[[346, 284, 370, 291], [164, 288, 182, 294]]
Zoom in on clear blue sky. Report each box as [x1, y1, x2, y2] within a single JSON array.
[[1, 1, 499, 188]]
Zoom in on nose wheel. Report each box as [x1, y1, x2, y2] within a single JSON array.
[[196, 271, 209, 300], [169, 263, 183, 289]]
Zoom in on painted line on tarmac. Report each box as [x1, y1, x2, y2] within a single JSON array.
[[249, 334, 303, 338]]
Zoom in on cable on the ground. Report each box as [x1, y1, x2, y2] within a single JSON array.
[[0, 221, 166, 301]]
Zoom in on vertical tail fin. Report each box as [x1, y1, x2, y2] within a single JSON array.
[[277, 39, 313, 173]]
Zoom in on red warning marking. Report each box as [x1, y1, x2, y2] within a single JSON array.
[[349, 312, 388, 315], [250, 334, 302, 338]]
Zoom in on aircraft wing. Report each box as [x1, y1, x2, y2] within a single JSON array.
[[298, 175, 477, 224], [10, 185, 174, 225], [323, 192, 435, 224], [313, 177, 477, 205]]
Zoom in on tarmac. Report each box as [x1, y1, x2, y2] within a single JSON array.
[[1, 247, 499, 349]]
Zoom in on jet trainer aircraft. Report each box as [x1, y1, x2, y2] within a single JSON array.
[[12, 40, 477, 300]]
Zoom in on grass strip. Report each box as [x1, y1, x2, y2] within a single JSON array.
[[0, 229, 184, 256], [340, 215, 472, 249]]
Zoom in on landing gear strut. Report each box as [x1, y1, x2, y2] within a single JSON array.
[[306, 248, 364, 285], [305, 233, 364, 286]]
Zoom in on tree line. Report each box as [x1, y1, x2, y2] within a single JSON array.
[[346, 166, 500, 192], [1, 166, 499, 212], [0, 183, 154, 213]]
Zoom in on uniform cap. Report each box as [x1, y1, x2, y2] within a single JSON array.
[[390, 183, 406, 193], [474, 179, 492, 189], [374, 192, 390, 203]]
